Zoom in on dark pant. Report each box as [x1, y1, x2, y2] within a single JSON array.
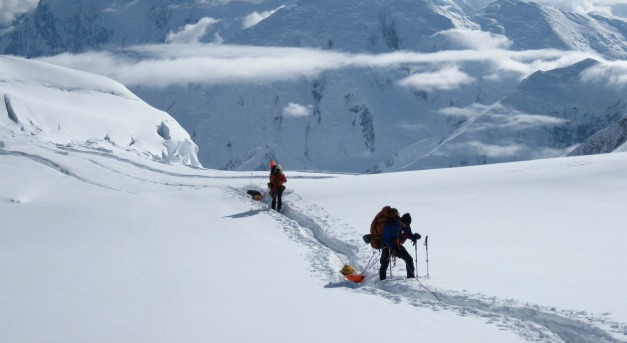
[[380, 246, 415, 280], [271, 186, 285, 211]]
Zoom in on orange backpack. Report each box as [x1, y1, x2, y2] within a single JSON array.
[[368, 206, 399, 249]]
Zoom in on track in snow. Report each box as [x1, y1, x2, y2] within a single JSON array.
[[232, 186, 627, 343]]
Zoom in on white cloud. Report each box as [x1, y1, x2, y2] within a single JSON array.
[[282, 103, 311, 118], [434, 29, 512, 50], [36, 43, 598, 89], [580, 60, 627, 88], [165, 17, 220, 44], [242, 5, 285, 29], [397, 67, 475, 91], [438, 103, 495, 119], [490, 112, 569, 129], [103, 0, 140, 13], [465, 141, 526, 158], [0, 0, 38, 25]]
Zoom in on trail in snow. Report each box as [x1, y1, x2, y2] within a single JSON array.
[[6, 139, 624, 342], [231, 186, 627, 343], [0, 148, 124, 192]]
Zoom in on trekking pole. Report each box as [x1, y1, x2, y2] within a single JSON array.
[[414, 241, 419, 278], [389, 251, 394, 279], [424, 236, 430, 279]]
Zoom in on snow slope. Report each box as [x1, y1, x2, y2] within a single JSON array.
[[2, 54, 627, 342], [2, 126, 627, 342], [0, 55, 200, 167]]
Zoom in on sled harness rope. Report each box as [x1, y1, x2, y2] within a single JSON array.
[[382, 247, 443, 304], [361, 249, 381, 275], [413, 276, 443, 303]]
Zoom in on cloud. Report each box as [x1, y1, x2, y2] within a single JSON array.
[[166, 17, 220, 44], [485, 112, 569, 130], [434, 29, 512, 50], [397, 67, 475, 91], [0, 0, 38, 25], [438, 103, 495, 119], [36, 43, 599, 89], [103, 0, 140, 13], [464, 141, 526, 158], [580, 60, 627, 88], [242, 5, 285, 29], [282, 103, 311, 118]]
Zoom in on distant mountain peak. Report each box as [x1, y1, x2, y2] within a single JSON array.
[[2, 0, 627, 172]]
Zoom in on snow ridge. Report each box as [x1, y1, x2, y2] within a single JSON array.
[[0, 55, 201, 168]]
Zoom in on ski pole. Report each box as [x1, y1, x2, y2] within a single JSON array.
[[424, 236, 430, 279], [414, 240, 418, 278], [389, 249, 394, 279]]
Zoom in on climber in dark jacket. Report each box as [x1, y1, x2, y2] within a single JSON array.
[[380, 213, 421, 280]]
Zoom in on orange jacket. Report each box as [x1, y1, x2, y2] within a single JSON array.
[[269, 171, 287, 192]]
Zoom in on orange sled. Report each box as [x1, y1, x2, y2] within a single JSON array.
[[344, 274, 365, 283]]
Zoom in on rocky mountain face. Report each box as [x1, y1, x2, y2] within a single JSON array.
[[2, 0, 109, 57], [569, 114, 627, 156], [1, 0, 626, 172]]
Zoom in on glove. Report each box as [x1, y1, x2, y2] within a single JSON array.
[[411, 233, 421, 245]]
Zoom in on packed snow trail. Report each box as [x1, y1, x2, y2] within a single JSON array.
[[3, 138, 624, 342], [7, 138, 623, 342], [231, 186, 627, 343]]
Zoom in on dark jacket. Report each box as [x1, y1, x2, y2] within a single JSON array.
[[382, 218, 414, 250]]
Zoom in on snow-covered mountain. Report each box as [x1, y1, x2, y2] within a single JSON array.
[[0, 55, 200, 167], [228, 0, 464, 52], [473, 0, 627, 59], [373, 58, 627, 171], [0, 0, 287, 56], [2, 0, 627, 172]]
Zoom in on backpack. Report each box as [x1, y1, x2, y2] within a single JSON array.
[[367, 206, 399, 249], [268, 164, 285, 195]]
